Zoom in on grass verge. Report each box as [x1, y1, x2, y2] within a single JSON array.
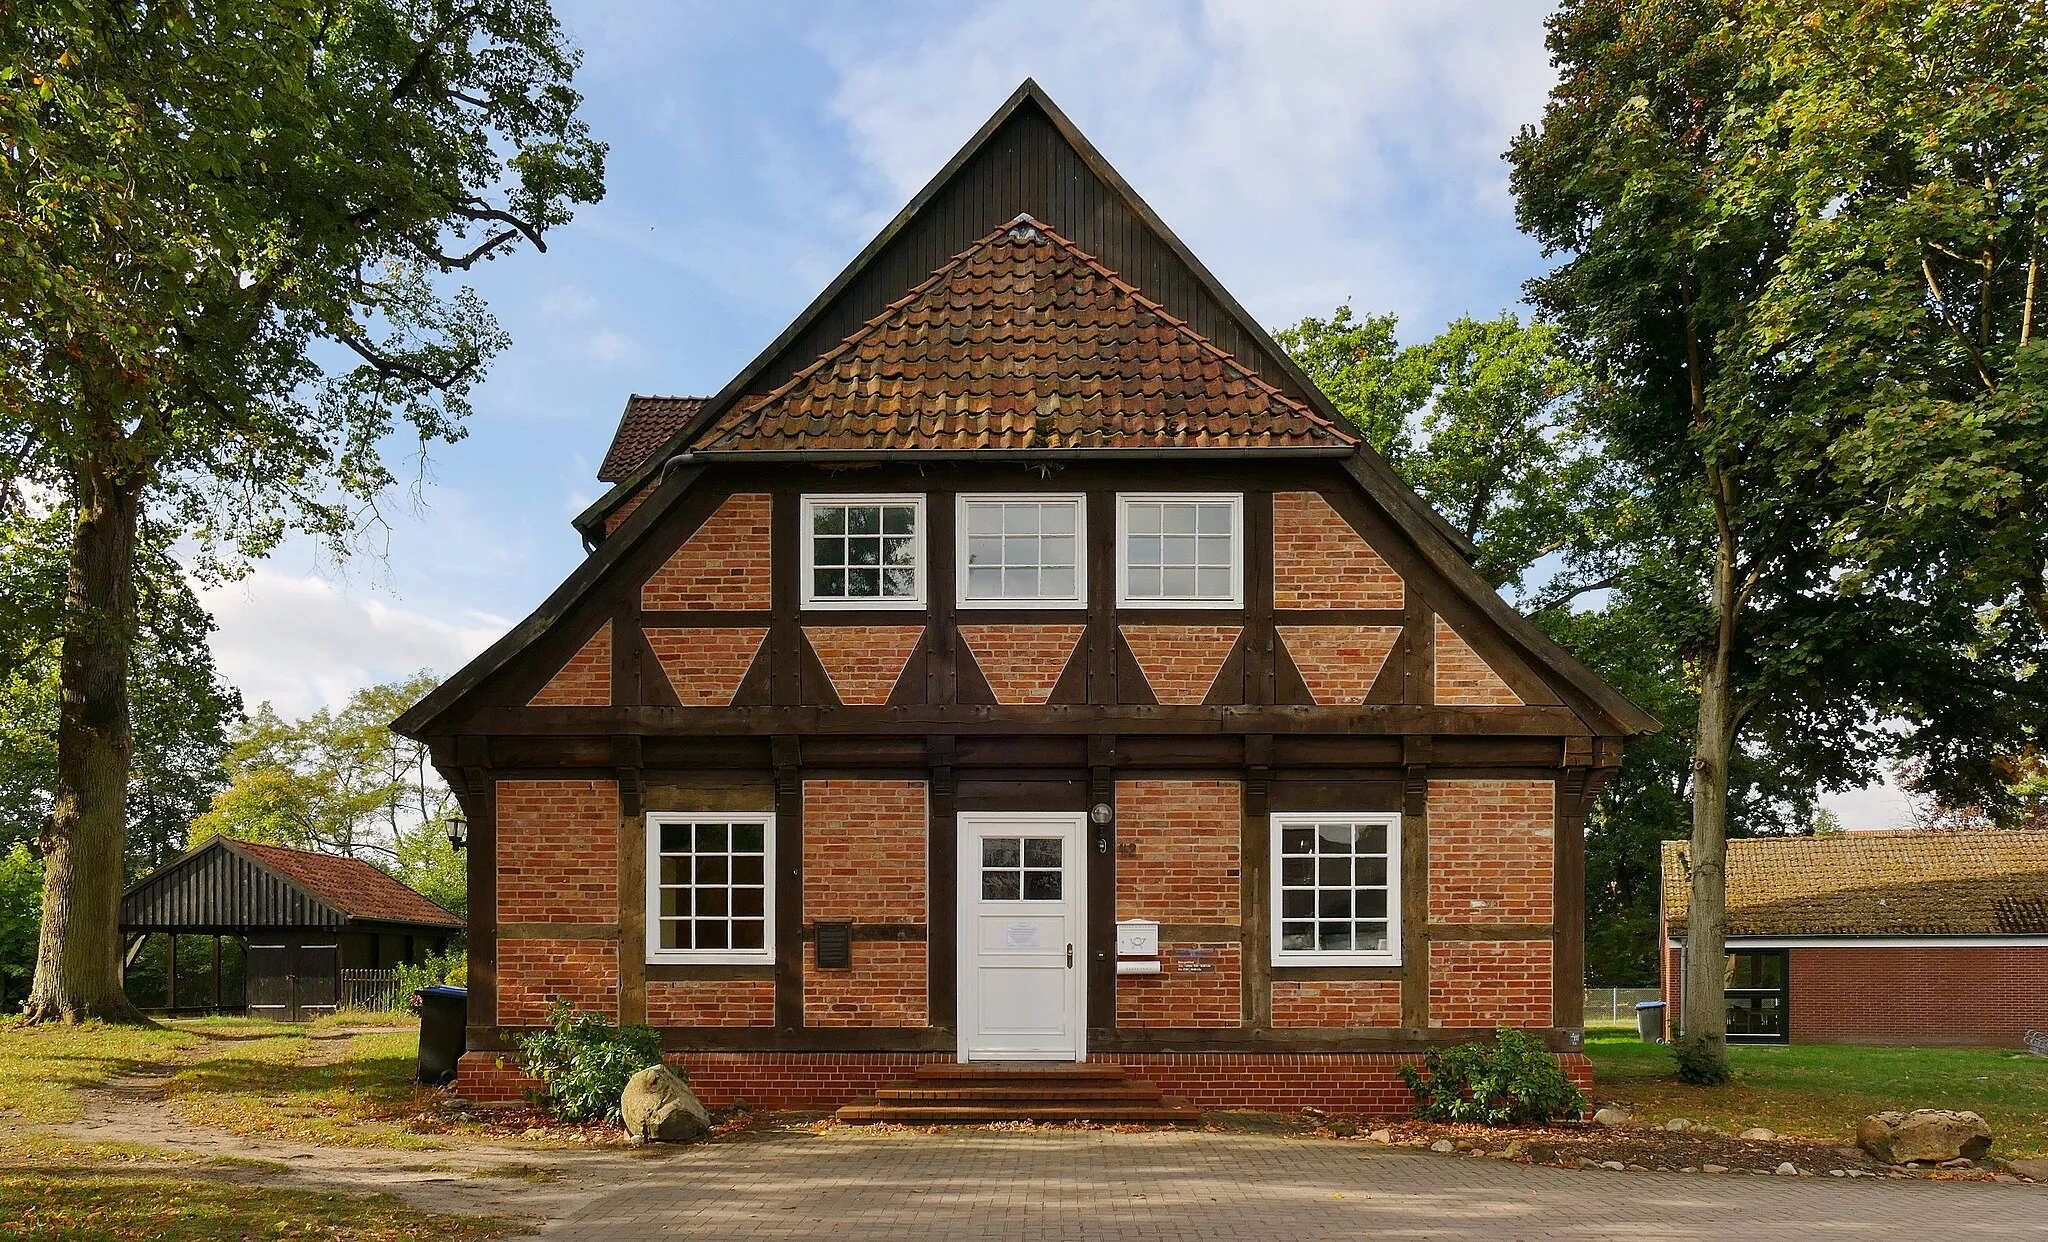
[[161, 1027, 446, 1149], [1587, 1030, 2048, 1157], [0, 1170, 520, 1241]]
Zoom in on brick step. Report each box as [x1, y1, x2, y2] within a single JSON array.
[[876, 1083, 1165, 1103], [835, 1096, 1201, 1125], [910, 1062, 1128, 1081]]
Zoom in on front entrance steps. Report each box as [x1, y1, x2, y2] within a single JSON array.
[[834, 1062, 1201, 1124]]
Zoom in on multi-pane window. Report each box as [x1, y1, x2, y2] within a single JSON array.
[[645, 814, 774, 964], [1270, 813, 1401, 965], [1117, 494, 1242, 607], [981, 836, 1064, 901], [802, 495, 925, 608], [958, 495, 1086, 607], [1723, 950, 1789, 1044]]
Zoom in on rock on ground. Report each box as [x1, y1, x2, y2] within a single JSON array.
[[1593, 1107, 1630, 1128], [1739, 1127, 1777, 1141], [620, 1064, 711, 1144], [1855, 1110, 1992, 1165]]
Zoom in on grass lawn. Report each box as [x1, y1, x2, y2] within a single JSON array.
[[1587, 1030, 2048, 1158], [0, 1170, 517, 1241]]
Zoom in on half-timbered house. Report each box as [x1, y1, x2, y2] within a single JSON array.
[[394, 81, 1656, 1116]]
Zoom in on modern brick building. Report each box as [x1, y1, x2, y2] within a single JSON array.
[[1660, 832, 2048, 1047], [395, 82, 1657, 1115]]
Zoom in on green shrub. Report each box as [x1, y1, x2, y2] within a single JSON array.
[[1670, 1033, 1733, 1085], [513, 1001, 662, 1123], [1399, 1027, 1590, 1125], [392, 951, 465, 1012]]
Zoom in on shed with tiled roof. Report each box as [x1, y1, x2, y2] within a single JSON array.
[[121, 836, 461, 1020]]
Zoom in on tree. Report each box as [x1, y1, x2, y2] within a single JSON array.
[[1272, 306, 1432, 462], [0, 2, 603, 1021]]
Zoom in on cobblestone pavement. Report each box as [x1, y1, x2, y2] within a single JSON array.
[[543, 1128, 2048, 1240]]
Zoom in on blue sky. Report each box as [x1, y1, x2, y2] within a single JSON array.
[[189, 1, 1910, 822]]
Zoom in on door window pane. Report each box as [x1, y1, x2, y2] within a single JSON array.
[[980, 835, 1064, 902]]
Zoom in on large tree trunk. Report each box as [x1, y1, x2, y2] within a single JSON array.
[[25, 457, 146, 1024], [1679, 472, 1739, 1076]]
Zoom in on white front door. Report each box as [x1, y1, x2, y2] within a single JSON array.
[[957, 811, 1086, 1061]]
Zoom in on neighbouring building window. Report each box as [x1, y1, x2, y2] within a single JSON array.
[[801, 495, 926, 608], [1269, 813, 1402, 966], [645, 813, 775, 964], [957, 494, 1086, 608], [1116, 494, 1243, 607], [1723, 949, 1789, 1044]]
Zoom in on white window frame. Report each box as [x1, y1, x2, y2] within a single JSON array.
[[955, 493, 1088, 610], [800, 493, 927, 611], [1269, 812, 1402, 967], [645, 811, 776, 965], [1115, 492, 1244, 608]]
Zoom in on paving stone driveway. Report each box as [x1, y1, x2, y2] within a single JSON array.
[[543, 1128, 2048, 1240]]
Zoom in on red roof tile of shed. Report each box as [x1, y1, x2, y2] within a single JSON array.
[[692, 216, 1357, 454], [598, 395, 706, 481], [232, 839, 463, 929]]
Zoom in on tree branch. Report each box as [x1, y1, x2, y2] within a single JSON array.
[[1921, 253, 1998, 391]]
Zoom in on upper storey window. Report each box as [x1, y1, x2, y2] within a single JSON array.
[[957, 495, 1087, 609], [802, 495, 926, 609], [1116, 494, 1243, 608]]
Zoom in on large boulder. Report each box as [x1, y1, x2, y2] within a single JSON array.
[[621, 1064, 712, 1143], [1855, 1110, 1992, 1165]]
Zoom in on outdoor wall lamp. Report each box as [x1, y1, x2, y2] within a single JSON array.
[[446, 811, 468, 852]]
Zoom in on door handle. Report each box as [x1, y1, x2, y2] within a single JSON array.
[[1066, 944, 1074, 968]]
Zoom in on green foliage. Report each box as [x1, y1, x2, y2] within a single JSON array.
[[0, 843, 41, 1011], [1272, 305, 1431, 461], [1670, 1034, 1733, 1086], [1399, 1027, 1590, 1125], [513, 1002, 662, 1124], [391, 950, 465, 1013]]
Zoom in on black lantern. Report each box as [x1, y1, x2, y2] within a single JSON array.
[[446, 811, 468, 851]]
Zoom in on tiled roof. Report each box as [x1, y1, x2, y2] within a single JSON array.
[[693, 216, 1357, 454], [232, 839, 464, 929], [598, 395, 706, 481], [1662, 832, 2048, 938]]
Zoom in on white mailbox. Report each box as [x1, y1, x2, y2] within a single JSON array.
[[1115, 918, 1159, 958]]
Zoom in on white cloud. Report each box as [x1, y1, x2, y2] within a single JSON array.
[[201, 568, 509, 717], [1820, 774, 1919, 833]]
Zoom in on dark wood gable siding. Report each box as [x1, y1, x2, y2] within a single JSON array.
[[122, 844, 343, 932]]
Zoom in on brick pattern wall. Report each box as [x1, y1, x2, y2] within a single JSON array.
[[641, 492, 772, 610], [645, 979, 775, 1027], [1272, 491, 1404, 610], [803, 780, 928, 1027], [1117, 943, 1242, 1027], [528, 621, 611, 707], [496, 780, 618, 924], [1427, 780, 1554, 925], [497, 938, 618, 1025], [803, 626, 924, 705], [1428, 940, 1553, 1027], [646, 626, 766, 705], [603, 483, 655, 534], [1433, 617, 1523, 706], [1120, 626, 1241, 705], [1789, 947, 2048, 1046], [1270, 979, 1403, 1027], [1276, 624, 1401, 705], [1115, 780, 1241, 923], [959, 624, 1084, 705]]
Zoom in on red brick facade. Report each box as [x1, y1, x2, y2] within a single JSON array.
[[1428, 940, 1553, 1027], [802, 780, 928, 1027], [1271, 491, 1403, 610], [1120, 626, 1241, 705], [1276, 624, 1401, 705], [603, 483, 655, 534], [645, 979, 775, 1027], [1427, 780, 1554, 925], [1117, 942, 1241, 1027], [645, 626, 765, 705], [1114, 780, 1241, 923], [496, 780, 618, 925], [1433, 617, 1522, 706], [1270, 979, 1403, 1027], [641, 492, 772, 610], [528, 621, 611, 707], [803, 626, 924, 706], [958, 624, 1084, 705], [497, 938, 619, 1025]]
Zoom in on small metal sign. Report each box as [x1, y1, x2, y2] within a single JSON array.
[[815, 921, 852, 970], [1174, 948, 1216, 973]]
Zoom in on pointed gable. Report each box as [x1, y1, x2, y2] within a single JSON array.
[[695, 218, 1352, 454]]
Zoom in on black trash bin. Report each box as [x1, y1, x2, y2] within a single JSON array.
[[414, 984, 468, 1086], [1635, 999, 1667, 1044]]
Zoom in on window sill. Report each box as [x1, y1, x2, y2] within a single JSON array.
[[1272, 954, 1404, 969]]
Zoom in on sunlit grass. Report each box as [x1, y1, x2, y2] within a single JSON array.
[[0, 1170, 518, 1241]]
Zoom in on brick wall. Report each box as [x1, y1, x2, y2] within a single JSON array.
[[497, 937, 618, 1025], [1433, 617, 1523, 706], [958, 624, 1084, 705], [1275, 624, 1401, 705], [641, 492, 772, 610], [1117, 943, 1242, 1027], [604, 483, 655, 535], [803, 626, 924, 705], [645, 626, 765, 705], [803, 780, 928, 1027], [1115, 780, 1241, 923], [529, 621, 611, 707], [645, 979, 775, 1027], [1428, 940, 1553, 1027], [1119, 626, 1241, 705], [496, 780, 618, 924], [1270, 979, 1402, 1027], [1791, 946, 2048, 1046], [1272, 491, 1403, 610], [1427, 780, 1554, 925]]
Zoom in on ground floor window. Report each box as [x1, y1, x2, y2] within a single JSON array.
[[645, 813, 776, 965], [1723, 949, 1788, 1043], [1269, 812, 1402, 966]]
